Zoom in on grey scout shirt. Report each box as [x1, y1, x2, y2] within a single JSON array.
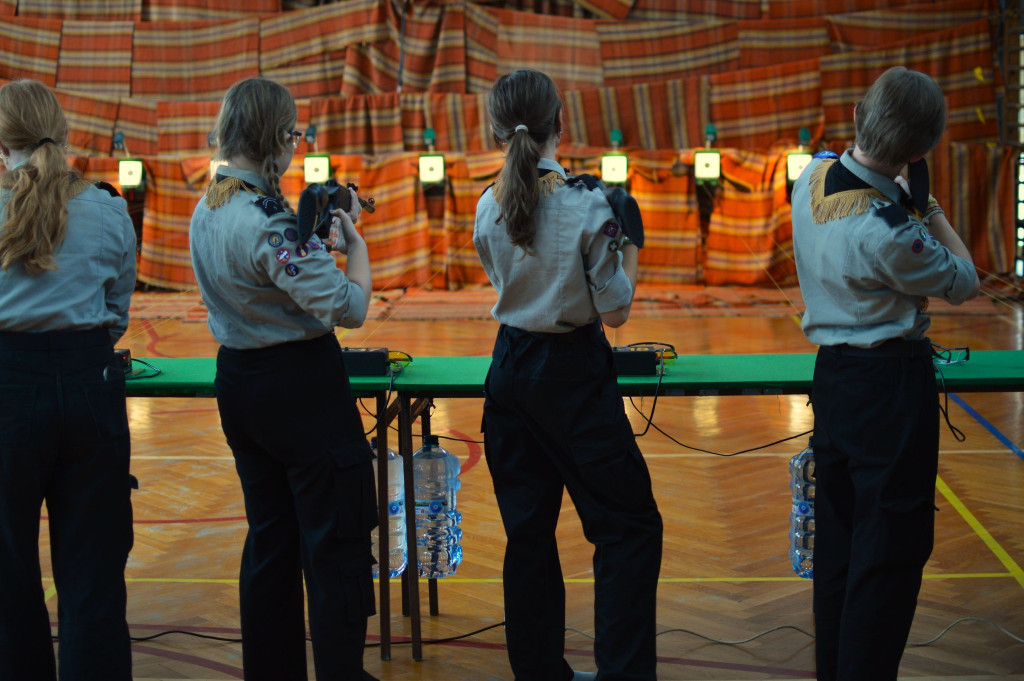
[[791, 150, 979, 348], [473, 157, 633, 333], [0, 181, 136, 344], [189, 166, 367, 349]]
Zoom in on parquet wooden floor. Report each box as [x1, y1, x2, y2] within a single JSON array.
[[38, 285, 1024, 679]]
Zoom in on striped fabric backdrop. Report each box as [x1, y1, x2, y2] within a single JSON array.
[[131, 19, 259, 100], [709, 58, 824, 151], [57, 20, 134, 98], [144, 0, 281, 21], [704, 149, 797, 286], [737, 17, 830, 68], [55, 89, 120, 155], [767, 0, 917, 20], [576, 0, 633, 20], [113, 97, 159, 157], [494, 9, 604, 92], [17, 0, 140, 19], [0, 0, 14, 15], [138, 157, 205, 290], [597, 18, 739, 88], [426, 92, 492, 152], [309, 93, 405, 155], [628, 151, 702, 285], [339, 42, 401, 96], [0, 16, 60, 85], [429, 2, 468, 92], [628, 0, 760, 20], [464, 2, 498, 94], [258, 0, 388, 73], [263, 53, 348, 99], [442, 151, 504, 287], [825, 0, 997, 52], [156, 100, 220, 154], [358, 153, 433, 289], [821, 19, 999, 143]]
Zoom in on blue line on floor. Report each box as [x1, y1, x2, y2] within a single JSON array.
[[949, 393, 1024, 462]]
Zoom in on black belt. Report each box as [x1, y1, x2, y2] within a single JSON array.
[[503, 320, 603, 344], [821, 337, 933, 359], [0, 328, 110, 350]]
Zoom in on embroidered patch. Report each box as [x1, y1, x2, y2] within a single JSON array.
[[608, 240, 619, 252], [296, 244, 309, 258], [284, 227, 299, 242], [813, 151, 839, 160], [267, 232, 284, 248], [602, 220, 620, 238], [911, 238, 924, 254], [285, 264, 299, 277], [276, 249, 291, 263], [307, 240, 321, 251], [254, 196, 283, 217]]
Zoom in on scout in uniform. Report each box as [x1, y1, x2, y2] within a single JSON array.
[[473, 68, 663, 681], [190, 77, 378, 681], [791, 67, 980, 681]]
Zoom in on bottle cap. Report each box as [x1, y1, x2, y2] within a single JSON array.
[[424, 434, 440, 446]]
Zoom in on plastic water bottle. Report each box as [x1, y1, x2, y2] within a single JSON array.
[[412, 435, 463, 578], [789, 440, 815, 579], [370, 437, 407, 579]]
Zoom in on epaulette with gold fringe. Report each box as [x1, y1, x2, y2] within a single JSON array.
[[808, 160, 888, 225], [205, 175, 262, 209], [491, 171, 565, 205]]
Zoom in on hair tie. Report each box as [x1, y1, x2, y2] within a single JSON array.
[[37, 138, 57, 147], [514, 124, 528, 134]]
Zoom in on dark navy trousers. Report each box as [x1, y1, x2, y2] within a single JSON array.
[[482, 322, 663, 681], [0, 328, 134, 681], [811, 338, 939, 681], [215, 333, 378, 681]]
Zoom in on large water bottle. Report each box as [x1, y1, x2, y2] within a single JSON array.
[[370, 437, 407, 579], [789, 440, 815, 579], [412, 434, 463, 578]]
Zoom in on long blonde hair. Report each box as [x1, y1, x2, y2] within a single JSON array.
[[0, 79, 77, 273], [213, 77, 296, 211]]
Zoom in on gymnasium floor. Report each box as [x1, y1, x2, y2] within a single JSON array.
[[42, 285, 1024, 679]]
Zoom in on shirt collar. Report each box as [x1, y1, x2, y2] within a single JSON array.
[[215, 165, 271, 194], [839, 149, 902, 203], [537, 157, 567, 178]]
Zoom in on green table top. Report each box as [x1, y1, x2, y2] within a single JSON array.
[[125, 350, 1024, 398]]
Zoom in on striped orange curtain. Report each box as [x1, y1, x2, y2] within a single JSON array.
[[825, 0, 997, 52], [382, 1, 446, 93], [597, 18, 738, 88], [426, 92, 492, 153], [821, 19, 999, 143], [17, 0, 140, 19], [443, 151, 504, 287], [144, 0, 282, 21], [737, 17, 829, 69], [57, 20, 134, 98], [708, 58, 824, 152], [0, 1, 14, 15], [340, 42, 401, 96], [309, 93, 404, 156], [428, 3, 468, 93], [258, 0, 388, 74], [768, 0, 916, 19], [704, 149, 797, 286], [629, 151, 702, 285], [494, 9, 603, 92], [464, 2, 498, 95], [264, 54, 347, 99], [156, 100, 219, 155], [131, 19, 260, 100], [114, 98, 159, 157], [0, 17, 61, 85], [628, 0, 758, 19], [55, 90, 120, 156], [576, 0, 633, 20], [138, 157, 206, 290], [359, 153, 432, 289]]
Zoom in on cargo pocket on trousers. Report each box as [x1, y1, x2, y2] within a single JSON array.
[[330, 456, 378, 621], [570, 421, 652, 511], [82, 375, 129, 442]]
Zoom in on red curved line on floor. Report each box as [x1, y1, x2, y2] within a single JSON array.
[[442, 428, 483, 475], [131, 643, 244, 678], [143, 320, 171, 358]]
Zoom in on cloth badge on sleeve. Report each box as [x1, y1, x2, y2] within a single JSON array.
[[284, 228, 299, 241], [254, 196, 283, 217], [602, 220, 620, 238], [608, 240, 619, 252], [267, 232, 284, 248], [307, 240, 321, 250], [813, 151, 839, 160], [285, 264, 299, 277], [276, 248, 291, 263], [911, 238, 925, 254], [296, 244, 309, 257]]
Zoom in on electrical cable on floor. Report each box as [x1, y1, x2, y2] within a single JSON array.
[[55, 616, 1020, 649]]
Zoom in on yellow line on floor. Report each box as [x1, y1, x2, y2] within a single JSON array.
[[936, 474, 1024, 591]]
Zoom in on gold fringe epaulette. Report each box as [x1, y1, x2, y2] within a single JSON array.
[[492, 172, 565, 205], [809, 160, 888, 225], [205, 175, 261, 209]]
